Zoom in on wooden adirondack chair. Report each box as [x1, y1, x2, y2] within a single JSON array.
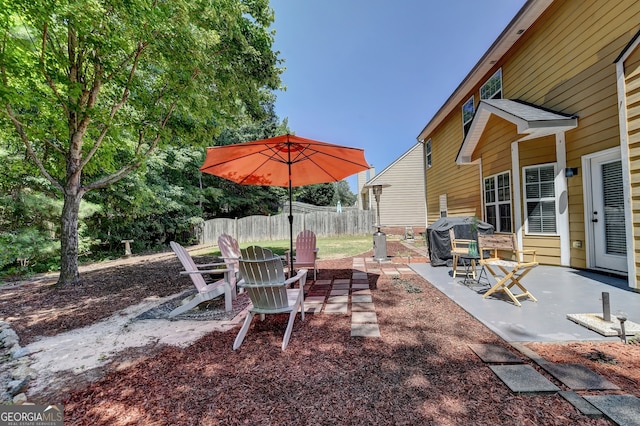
[[233, 246, 307, 351], [285, 230, 319, 280], [217, 233, 241, 288], [449, 228, 477, 279], [169, 241, 236, 317]]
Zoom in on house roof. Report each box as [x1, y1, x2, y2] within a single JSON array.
[[416, 0, 554, 143], [456, 99, 578, 164], [362, 142, 422, 192]]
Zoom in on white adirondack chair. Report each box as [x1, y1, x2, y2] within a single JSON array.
[[217, 233, 241, 288], [285, 230, 319, 280], [233, 246, 307, 351], [169, 241, 236, 317]]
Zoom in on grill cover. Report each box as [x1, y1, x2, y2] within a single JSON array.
[[426, 217, 494, 266]]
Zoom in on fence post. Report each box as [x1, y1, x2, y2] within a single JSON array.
[[234, 217, 238, 243]]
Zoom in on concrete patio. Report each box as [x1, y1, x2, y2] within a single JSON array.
[[409, 262, 640, 343]]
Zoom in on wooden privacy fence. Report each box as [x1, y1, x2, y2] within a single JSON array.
[[199, 210, 376, 245]]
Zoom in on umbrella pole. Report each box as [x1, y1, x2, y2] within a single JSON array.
[[288, 151, 295, 283]]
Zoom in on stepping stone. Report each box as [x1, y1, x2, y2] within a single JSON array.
[[329, 289, 349, 296], [303, 303, 323, 314], [351, 283, 370, 290], [323, 303, 348, 314], [352, 302, 375, 312], [583, 395, 640, 426], [351, 323, 380, 337], [334, 279, 350, 285], [489, 365, 560, 394], [327, 295, 348, 303], [352, 311, 377, 323], [541, 363, 620, 390], [352, 289, 371, 295], [314, 280, 332, 286], [351, 295, 373, 303], [558, 391, 603, 418], [332, 283, 351, 290], [304, 296, 326, 303], [352, 272, 368, 280], [468, 344, 523, 364]]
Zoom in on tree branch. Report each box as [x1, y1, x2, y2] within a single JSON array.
[[84, 99, 177, 192], [4, 105, 63, 193], [40, 22, 69, 120]]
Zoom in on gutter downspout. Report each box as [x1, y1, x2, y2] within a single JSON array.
[[419, 138, 428, 229]]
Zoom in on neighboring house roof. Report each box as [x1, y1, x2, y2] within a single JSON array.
[[416, 0, 554, 143], [456, 99, 578, 164], [363, 142, 422, 190]]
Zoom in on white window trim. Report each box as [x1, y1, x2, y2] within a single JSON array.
[[484, 171, 512, 233], [462, 96, 474, 136], [523, 162, 558, 235], [480, 68, 503, 100], [425, 139, 432, 168]]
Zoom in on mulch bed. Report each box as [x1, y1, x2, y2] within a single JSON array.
[[1, 241, 638, 425]]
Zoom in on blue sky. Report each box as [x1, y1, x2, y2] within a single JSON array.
[[269, 0, 527, 192]]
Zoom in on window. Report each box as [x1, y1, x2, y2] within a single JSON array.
[[524, 164, 557, 234], [484, 171, 512, 232], [462, 96, 474, 136], [425, 139, 432, 168], [480, 68, 502, 100]]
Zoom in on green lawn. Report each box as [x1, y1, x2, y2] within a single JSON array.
[[208, 235, 373, 260], [204, 234, 425, 260]]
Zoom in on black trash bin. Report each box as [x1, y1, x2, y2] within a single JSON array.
[[426, 217, 494, 266]]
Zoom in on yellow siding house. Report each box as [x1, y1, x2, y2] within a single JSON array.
[[417, 0, 640, 289]]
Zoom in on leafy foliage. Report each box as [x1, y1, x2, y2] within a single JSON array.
[[0, 0, 283, 283]]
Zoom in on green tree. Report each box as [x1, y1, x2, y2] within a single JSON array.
[[295, 181, 356, 207], [0, 0, 281, 285], [334, 180, 357, 206]]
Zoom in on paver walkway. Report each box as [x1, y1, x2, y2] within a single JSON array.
[[302, 256, 418, 337]]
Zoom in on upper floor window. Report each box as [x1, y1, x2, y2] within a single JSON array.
[[462, 96, 474, 136], [524, 164, 557, 234], [484, 171, 512, 233], [480, 68, 502, 100], [425, 139, 432, 168]]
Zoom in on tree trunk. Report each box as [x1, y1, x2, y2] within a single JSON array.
[[57, 186, 83, 286]]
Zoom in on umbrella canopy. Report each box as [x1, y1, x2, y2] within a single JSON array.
[[200, 134, 370, 275]]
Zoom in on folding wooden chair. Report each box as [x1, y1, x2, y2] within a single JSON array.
[[449, 228, 477, 279], [477, 233, 538, 307]]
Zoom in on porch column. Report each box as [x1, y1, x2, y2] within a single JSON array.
[[616, 54, 637, 288], [556, 132, 570, 266], [511, 141, 523, 252]]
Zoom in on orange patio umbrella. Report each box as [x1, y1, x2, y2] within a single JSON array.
[[200, 134, 370, 275]]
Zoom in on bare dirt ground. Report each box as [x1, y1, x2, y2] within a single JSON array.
[[1, 241, 639, 425]]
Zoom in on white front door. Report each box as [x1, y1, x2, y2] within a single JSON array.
[[586, 150, 627, 273]]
